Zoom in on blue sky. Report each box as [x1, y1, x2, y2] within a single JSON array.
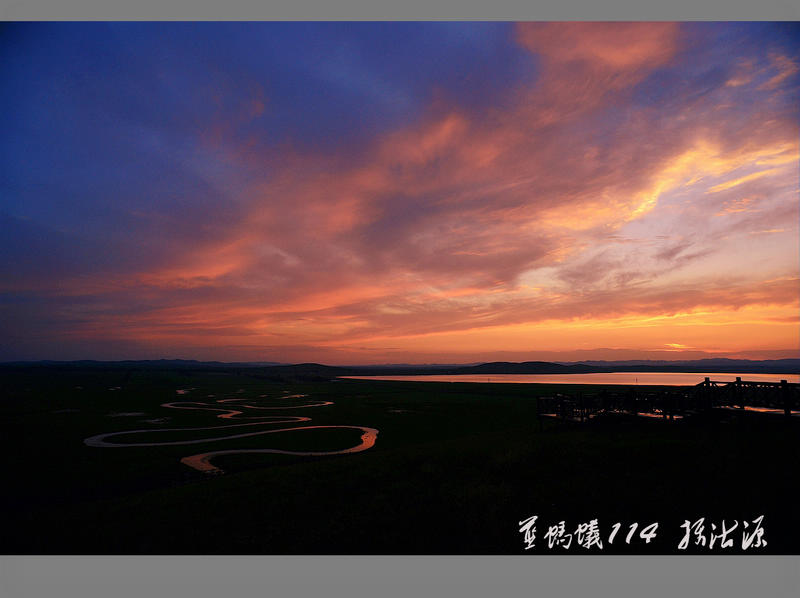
[[1, 22, 798, 363]]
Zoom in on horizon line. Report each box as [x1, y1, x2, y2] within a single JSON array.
[[3, 356, 800, 367]]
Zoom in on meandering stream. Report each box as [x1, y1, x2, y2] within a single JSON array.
[[84, 391, 378, 475]]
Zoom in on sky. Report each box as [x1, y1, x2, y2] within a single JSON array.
[[1, 22, 798, 364]]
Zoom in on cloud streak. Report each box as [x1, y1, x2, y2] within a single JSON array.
[[1, 22, 797, 362]]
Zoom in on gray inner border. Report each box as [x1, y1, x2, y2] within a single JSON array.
[[1, 0, 800, 20], [2, 556, 799, 597]]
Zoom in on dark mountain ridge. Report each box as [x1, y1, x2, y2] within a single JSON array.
[[2, 358, 798, 378]]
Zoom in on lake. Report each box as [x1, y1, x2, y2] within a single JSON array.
[[340, 372, 800, 386]]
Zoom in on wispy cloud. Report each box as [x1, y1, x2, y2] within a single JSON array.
[[1, 22, 797, 362]]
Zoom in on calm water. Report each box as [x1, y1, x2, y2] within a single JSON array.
[[340, 372, 800, 386]]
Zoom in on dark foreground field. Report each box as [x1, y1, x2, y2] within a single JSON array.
[[2, 366, 797, 554]]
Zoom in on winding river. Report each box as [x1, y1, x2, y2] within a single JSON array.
[[84, 391, 378, 475]]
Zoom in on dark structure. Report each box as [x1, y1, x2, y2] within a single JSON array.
[[538, 377, 799, 425]]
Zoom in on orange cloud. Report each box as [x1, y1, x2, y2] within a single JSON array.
[[13, 23, 797, 364], [516, 22, 680, 71], [760, 52, 799, 90]]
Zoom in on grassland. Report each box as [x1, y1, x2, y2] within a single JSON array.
[[1, 365, 797, 554]]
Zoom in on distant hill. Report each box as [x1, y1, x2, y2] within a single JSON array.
[[2, 358, 797, 377], [557, 358, 800, 374], [448, 361, 596, 374]]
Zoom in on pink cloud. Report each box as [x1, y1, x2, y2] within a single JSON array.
[[13, 23, 798, 362], [516, 22, 680, 71]]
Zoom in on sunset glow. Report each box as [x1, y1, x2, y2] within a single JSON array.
[[1, 22, 798, 363]]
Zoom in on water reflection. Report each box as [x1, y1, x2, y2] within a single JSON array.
[[719, 405, 800, 416], [85, 393, 379, 474], [181, 426, 379, 474], [342, 372, 800, 386], [636, 412, 684, 420]]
